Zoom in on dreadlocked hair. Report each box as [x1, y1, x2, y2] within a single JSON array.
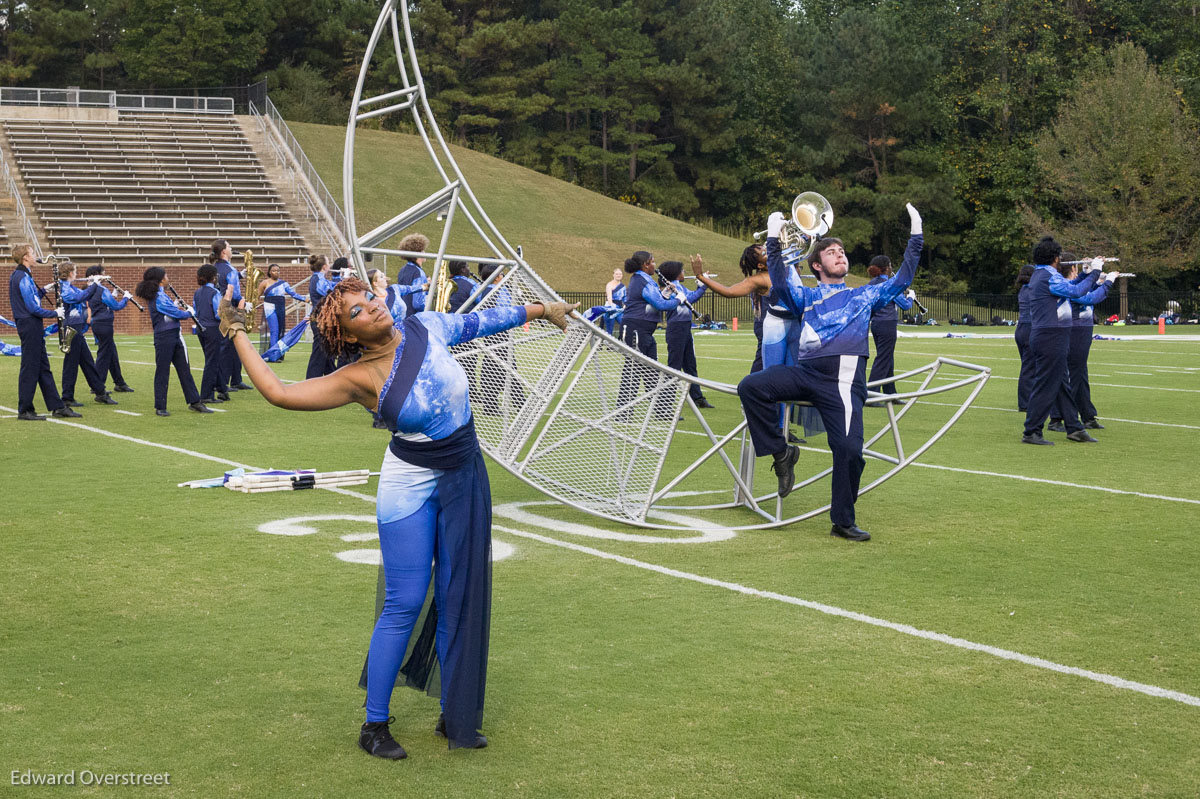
[[313, 276, 371, 361]]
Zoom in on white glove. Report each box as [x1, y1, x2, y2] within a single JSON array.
[[906, 203, 922, 235], [56, 308, 65, 320], [1104, 271, 1121, 284], [185, 305, 196, 316], [766, 211, 786, 239], [87, 275, 102, 285], [123, 290, 133, 300], [43, 282, 56, 293], [905, 289, 916, 300], [1089, 257, 1104, 273]]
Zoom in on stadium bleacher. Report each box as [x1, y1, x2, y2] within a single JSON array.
[[2, 112, 307, 266]]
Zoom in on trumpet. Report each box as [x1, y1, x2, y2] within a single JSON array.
[[753, 192, 834, 259]]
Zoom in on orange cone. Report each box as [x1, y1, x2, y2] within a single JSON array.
[[1159, 317, 1166, 335], [732, 317, 739, 332]]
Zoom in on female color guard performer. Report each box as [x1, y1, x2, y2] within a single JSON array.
[[602, 268, 627, 335], [56, 262, 113, 406], [1013, 264, 1036, 411], [658, 259, 713, 408], [257, 263, 309, 353], [134, 267, 211, 417], [217, 277, 576, 758]]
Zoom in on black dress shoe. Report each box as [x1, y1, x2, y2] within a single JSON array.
[[434, 714, 487, 748], [1021, 432, 1054, 445], [229, 383, 254, 392], [359, 718, 407, 760], [1083, 418, 1105, 430], [63, 399, 84, 408], [188, 402, 214, 414], [17, 411, 46, 421], [216, 392, 231, 402], [831, 523, 871, 542], [1046, 419, 1066, 433], [787, 431, 806, 445], [51, 407, 81, 418], [203, 395, 225, 404], [694, 397, 715, 409], [155, 409, 170, 417], [772, 445, 800, 498], [95, 393, 118, 405], [113, 383, 135, 393], [1066, 430, 1097, 443]]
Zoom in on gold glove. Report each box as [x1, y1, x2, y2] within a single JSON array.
[[538, 301, 578, 331], [219, 297, 248, 339]]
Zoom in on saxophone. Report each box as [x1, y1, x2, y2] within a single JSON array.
[[431, 259, 453, 312], [241, 250, 263, 331], [49, 260, 78, 354]]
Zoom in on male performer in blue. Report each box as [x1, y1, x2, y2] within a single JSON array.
[[218, 276, 576, 759], [1021, 238, 1116, 445], [85, 265, 135, 394], [1047, 256, 1112, 434], [211, 239, 252, 392], [1013, 264, 1036, 411], [259, 263, 309, 352], [737, 203, 924, 542], [659, 259, 713, 408], [866, 255, 914, 396], [395, 233, 431, 316], [8, 244, 77, 419], [194, 265, 228, 404], [56, 262, 113, 406]]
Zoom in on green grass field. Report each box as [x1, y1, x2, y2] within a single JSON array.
[[2, 327, 1199, 798]]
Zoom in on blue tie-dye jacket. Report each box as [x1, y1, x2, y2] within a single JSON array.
[[766, 234, 922, 359]]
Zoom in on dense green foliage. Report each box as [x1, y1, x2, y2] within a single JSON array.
[[3, 0, 1199, 289]]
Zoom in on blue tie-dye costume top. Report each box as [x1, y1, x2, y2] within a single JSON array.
[[766, 234, 922, 359]]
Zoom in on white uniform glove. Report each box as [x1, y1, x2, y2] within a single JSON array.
[[1104, 271, 1121, 284], [906, 203, 922, 235], [87, 275, 102, 285], [185, 305, 196, 316], [43, 282, 56, 293], [123, 290, 133, 300], [905, 289, 916, 300], [766, 211, 786, 239], [1089, 257, 1104, 273], [56, 308, 66, 320]]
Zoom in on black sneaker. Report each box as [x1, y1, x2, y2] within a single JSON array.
[[1066, 430, 1098, 443], [1046, 419, 1066, 433], [229, 383, 254, 392], [831, 523, 871, 542], [772, 445, 800, 498], [787, 431, 806, 445], [113, 384, 135, 393], [1083, 418, 1104, 430], [156, 409, 170, 417], [17, 410, 46, 421], [359, 718, 407, 760], [1021, 432, 1053, 445], [204, 395, 226, 404], [52, 407, 82, 418], [188, 402, 214, 414], [63, 399, 84, 408], [694, 397, 715, 409], [95, 393, 118, 405]]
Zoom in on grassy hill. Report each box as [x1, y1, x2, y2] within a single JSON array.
[[289, 121, 831, 293]]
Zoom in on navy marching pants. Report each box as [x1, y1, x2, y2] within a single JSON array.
[[197, 327, 226, 401], [1061, 327, 1097, 422], [61, 324, 106, 399], [868, 319, 899, 394], [220, 335, 243, 387], [91, 321, 128, 388], [15, 318, 63, 414], [738, 355, 867, 527], [618, 318, 665, 413], [1014, 322, 1033, 411], [306, 324, 335, 379], [153, 330, 200, 410], [1023, 327, 1081, 436], [665, 321, 704, 401]]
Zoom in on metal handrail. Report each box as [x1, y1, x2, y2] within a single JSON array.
[[0, 87, 234, 114], [1, 159, 42, 259], [260, 96, 349, 243]]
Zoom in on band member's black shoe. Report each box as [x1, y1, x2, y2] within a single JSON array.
[[694, 397, 715, 409], [772, 445, 800, 498], [217, 392, 231, 402], [229, 383, 254, 392], [434, 714, 487, 748], [831, 523, 871, 542], [156, 409, 170, 417], [1083, 418, 1105, 430], [188, 402, 213, 414], [113, 384, 135, 393], [1046, 419, 1066, 433], [17, 411, 46, 421], [63, 399, 84, 408], [1066, 430, 1098, 443], [787, 431, 807, 445], [359, 718, 407, 760], [204, 395, 226, 403], [52, 407, 82, 418], [1021, 432, 1053, 445], [95, 393, 118, 405]]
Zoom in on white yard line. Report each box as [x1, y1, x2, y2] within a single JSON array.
[[113, 409, 141, 416], [916, 400, 1200, 431]]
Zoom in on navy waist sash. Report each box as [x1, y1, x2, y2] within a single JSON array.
[[389, 417, 480, 470]]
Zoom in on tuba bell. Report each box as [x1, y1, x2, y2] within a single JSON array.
[[755, 191, 835, 259]]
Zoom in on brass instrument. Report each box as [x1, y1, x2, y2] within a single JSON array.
[[753, 191, 835, 259], [431, 259, 453, 313], [241, 250, 263, 331], [49, 260, 78, 354]]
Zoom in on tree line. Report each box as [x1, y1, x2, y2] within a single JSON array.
[[3, 0, 1199, 292]]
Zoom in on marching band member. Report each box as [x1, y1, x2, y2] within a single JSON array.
[[395, 234, 431, 316], [211, 239, 252, 392], [8, 244, 74, 420], [602, 268, 627, 336], [372, 268, 426, 323], [1021, 238, 1116, 445], [738, 203, 924, 542], [85, 265, 135, 395], [447, 260, 482, 313], [305, 253, 341, 379], [218, 277, 576, 758], [658, 259, 712, 408], [1013, 264, 1036, 411], [257, 263, 308, 353], [618, 251, 679, 415], [1047, 257, 1112, 433], [134, 267, 211, 417], [473, 262, 526, 414], [56, 262, 113, 406], [866, 255, 914, 396], [194, 264, 228, 404]]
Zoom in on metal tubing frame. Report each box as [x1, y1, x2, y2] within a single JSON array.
[[343, 1, 991, 530]]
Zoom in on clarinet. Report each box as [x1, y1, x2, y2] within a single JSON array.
[[49, 261, 72, 353], [166, 283, 206, 332], [104, 277, 145, 312], [654, 268, 700, 319]]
